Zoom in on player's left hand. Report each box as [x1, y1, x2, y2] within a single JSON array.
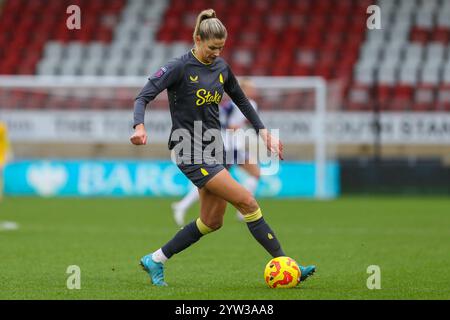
[[259, 129, 284, 160]]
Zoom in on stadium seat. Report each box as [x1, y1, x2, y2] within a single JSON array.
[[347, 83, 374, 111], [413, 84, 436, 111], [436, 84, 450, 111], [389, 84, 413, 111], [376, 85, 393, 111]]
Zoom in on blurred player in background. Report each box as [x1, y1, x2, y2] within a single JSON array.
[[130, 9, 316, 286], [0, 121, 12, 201], [171, 77, 261, 226]]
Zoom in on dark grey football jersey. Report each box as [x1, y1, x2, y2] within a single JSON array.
[[133, 49, 265, 156]]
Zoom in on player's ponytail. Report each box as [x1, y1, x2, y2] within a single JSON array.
[[193, 9, 227, 42]]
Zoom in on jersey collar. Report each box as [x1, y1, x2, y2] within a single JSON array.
[[191, 49, 213, 66]]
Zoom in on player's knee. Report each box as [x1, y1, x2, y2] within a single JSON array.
[[238, 194, 259, 214]]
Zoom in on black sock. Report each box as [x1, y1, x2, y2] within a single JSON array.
[[161, 218, 213, 259], [245, 209, 285, 258]]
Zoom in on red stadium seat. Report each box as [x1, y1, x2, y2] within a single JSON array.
[[389, 85, 413, 111], [431, 27, 450, 44], [347, 83, 374, 111], [376, 85, 393, 111], [250, 65, 269, 76], [292, 64, 311, 76], [410, 27, 430, 44], [413, 85, 436, 111], [436, 85, 450, 111]]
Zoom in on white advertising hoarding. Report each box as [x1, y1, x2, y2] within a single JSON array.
[[0, 110, 449, 145]]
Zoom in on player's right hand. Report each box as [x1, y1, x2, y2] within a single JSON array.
[[130, 124, 148, 145]]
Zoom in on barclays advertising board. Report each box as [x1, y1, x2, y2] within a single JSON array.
[[4, 160, 339, 198]]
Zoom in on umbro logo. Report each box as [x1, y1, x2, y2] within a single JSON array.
[[189, 75, 199, 83]]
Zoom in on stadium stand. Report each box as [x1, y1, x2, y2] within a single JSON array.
[[0, 0, 449, 111]]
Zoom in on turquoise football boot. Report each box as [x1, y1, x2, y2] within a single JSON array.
[[299, 265, 316, 282], [140, 253, 168, 287]]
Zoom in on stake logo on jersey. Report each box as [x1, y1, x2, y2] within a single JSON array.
[[196, 89, 223, 106]]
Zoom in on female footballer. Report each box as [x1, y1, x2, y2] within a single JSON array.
[[172, 78, 262, 226], [130, 9, 315, 286]]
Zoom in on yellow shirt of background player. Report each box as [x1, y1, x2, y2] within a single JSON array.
[[0, 122, 10, 166]]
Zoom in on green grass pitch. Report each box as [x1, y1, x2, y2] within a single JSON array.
[[0, 196, 449, 300]]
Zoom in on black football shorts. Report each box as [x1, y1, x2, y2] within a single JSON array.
[[177, 162, 226, 188]]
